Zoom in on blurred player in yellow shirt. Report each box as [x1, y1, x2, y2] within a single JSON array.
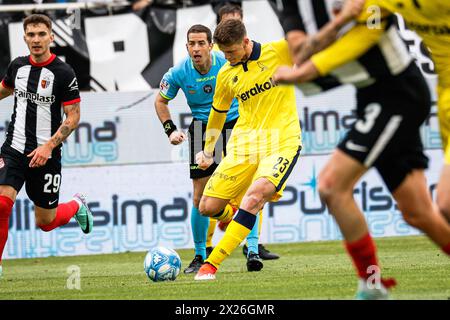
[[210, 2, 281, 265], [360, 0, 450, 224], [277, 0, 450, 222]]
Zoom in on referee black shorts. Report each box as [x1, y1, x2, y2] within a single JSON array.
[[338, 64, 431, 192], [188, 117, 238, 180]]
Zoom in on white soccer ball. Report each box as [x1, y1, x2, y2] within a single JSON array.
[[143, 246, 182, 282]]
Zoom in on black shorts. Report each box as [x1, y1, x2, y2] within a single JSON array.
[[338, 64, 431, 192], [0, 145, 62, 209], [188, 117, 238, 179]]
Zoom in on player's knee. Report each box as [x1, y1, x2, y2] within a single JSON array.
[[318, 176, 354, 213], [398, 202, 430, 230], [401, 211, 427, 229], [318, 173, 337, 204], [436, 193, 450, 221], [198, 201, 209, 216], [35, 209, 55, 230], [199, 198, 219, 217]]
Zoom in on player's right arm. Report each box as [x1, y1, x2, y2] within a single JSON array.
[[154, 94, 186, 145], [155, 71, 186, 145], [1, 60, 15, 100], [0, 82, 13, 100]]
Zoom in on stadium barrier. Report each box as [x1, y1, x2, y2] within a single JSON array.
[[1, 1, 437, 92], [1, 89, 442, 259], [3, 146, 442, 259], [0, 1, 130, 12]]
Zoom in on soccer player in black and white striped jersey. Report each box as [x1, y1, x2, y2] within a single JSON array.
[[272, 0, 450, 299], [0, 14, 93, 278]]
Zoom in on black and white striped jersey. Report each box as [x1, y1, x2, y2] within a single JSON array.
[[1, 54, 80, 159], [271, 0, 413, 95]]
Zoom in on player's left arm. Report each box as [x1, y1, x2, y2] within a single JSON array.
[[28, 66, 81, 168], [1, 59, 16, 100], [0, 82, 13, 100], [28, 102, 80, 168], [274, 21, 386, 84]]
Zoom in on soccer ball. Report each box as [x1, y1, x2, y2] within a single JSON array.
[[143, 246, 181, 282]]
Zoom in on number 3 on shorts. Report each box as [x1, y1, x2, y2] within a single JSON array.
[[43, 173, 61, 193], [355, 103, 381, 134]]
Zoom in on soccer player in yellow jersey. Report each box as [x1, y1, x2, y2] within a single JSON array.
[[274, 0, 450, 299], [277, 0, 450, 222], [212, 2, 281, 265], [194, 19, 302, 280]]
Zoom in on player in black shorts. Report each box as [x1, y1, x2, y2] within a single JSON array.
[[273, 0, 450, 299], [0, 14, 93, 278]]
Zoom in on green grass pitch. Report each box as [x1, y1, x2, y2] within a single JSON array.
[[0, 235, 448, 300]]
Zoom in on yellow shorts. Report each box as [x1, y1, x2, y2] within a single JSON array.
[[438, 85, 450, 164], [203, 144, 301, 203]]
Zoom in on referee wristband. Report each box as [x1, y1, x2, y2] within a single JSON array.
[[163, 120, 177, 137]]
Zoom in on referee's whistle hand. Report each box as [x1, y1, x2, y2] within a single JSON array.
[[196, 151, 213, 170], [169, 131, 187, 145]]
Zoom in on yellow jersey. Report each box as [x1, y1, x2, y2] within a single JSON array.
[[209, 39, 301, 156], [360, 0, 450, 87]]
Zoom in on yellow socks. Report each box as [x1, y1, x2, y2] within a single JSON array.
[[206, 208, 257, 268], [206, 218, 217, 248]]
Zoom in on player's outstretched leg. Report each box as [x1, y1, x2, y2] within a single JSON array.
[[195, 178, 273, 280], [195, 208, 257, 280], [318, 151, 396, 299], [186, 202, 235, 274]]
